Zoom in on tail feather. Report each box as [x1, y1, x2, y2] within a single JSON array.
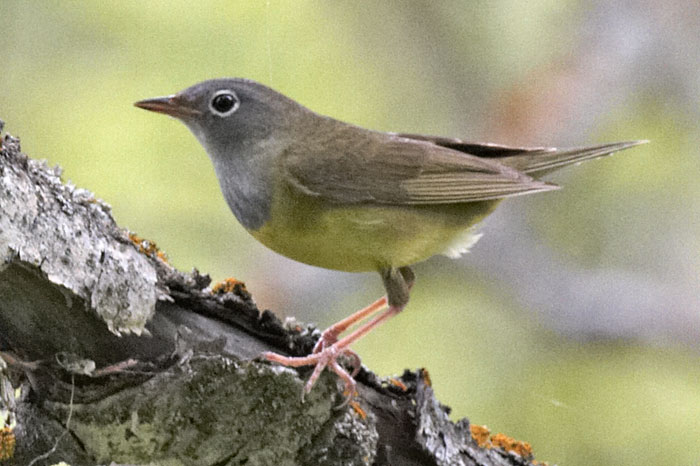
[[496, 141, 648, 176], [397, 133, 648, 177]]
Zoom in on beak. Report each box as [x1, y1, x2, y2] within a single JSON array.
[[134, 95, 202, 118]]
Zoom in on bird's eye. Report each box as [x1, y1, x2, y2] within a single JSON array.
[[209, 90, 239, 116]]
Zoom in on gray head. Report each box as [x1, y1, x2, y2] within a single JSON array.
[[134, 78, 306, 154], [135, 78, 307, 230]]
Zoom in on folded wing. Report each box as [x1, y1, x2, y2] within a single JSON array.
[[283, 128, 558, 206]]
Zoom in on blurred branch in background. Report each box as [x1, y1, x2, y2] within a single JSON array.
[[476, 0, 699, 344]]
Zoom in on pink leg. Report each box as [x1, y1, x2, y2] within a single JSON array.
[[263, 304, 403, 400], [312, 296, 387, 353]]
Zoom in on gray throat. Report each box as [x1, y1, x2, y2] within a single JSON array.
[[207, 147, 274, 231]]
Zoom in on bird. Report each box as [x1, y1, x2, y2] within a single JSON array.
[[135, 78, 645, 400]]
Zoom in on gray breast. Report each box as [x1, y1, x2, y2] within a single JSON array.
[[209, 153, 273, 231]]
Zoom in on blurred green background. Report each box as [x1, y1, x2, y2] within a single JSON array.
[[2, 2, 699, 464]]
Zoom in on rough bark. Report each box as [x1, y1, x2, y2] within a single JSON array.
[[0, 119, 544, 466]]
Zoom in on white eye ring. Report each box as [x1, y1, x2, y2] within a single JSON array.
[[209, 90, 240, 117]]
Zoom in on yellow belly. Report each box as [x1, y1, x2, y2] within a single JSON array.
[[249, 187, 499, 272]]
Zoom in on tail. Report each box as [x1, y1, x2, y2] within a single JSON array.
[[494, 140, 648, 177], [398, 133, 648, 177]]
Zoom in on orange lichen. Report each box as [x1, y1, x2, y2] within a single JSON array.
[[470, 424, 491, 448], [490, 432, 533, 458], [211, 277, 248, 294], [128, 232, 169, 263], [469, 425, 536, 460], [0, 426, 15, 461], [421, 368, 432, 387], [388, 377, 408, 391], [349, 400, 367, 420]]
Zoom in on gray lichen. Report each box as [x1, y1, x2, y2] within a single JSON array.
[[45, 356, 378, 466], [0, 132, 157, 335]]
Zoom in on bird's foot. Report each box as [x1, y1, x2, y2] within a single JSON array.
[[264, 302, 402, 404], [263, 344, 358, 406]]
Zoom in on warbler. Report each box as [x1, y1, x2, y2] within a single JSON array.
[[135, 78, 645, 399]]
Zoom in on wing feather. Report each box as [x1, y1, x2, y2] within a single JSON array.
[[282, 125, 557, 206]]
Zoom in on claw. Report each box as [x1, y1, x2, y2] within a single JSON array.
[[330, 360, 357, 409], [303, 354, 329, 394]]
